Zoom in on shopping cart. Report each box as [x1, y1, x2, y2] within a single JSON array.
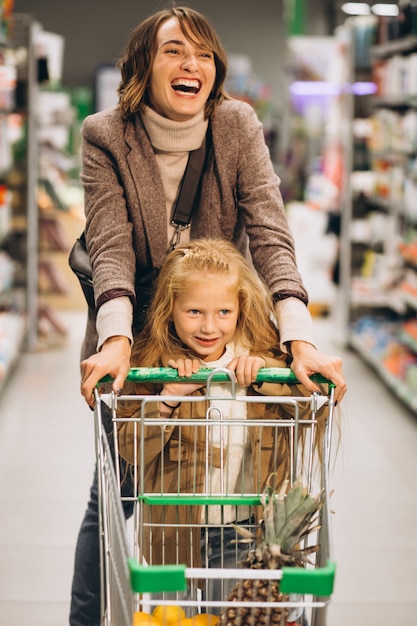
[[95, 367, 337, 626]]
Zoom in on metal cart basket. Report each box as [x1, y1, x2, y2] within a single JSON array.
[[95, 367, 337, 626]]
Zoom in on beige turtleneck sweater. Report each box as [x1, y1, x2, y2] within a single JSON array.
[[142, 105, 208, 249], [96, 108, 314, 352]]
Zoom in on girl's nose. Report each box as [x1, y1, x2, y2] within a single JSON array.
[[201, 315, 216, 333]]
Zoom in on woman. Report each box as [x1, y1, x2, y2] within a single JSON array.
[[71, 6, 346, 625]]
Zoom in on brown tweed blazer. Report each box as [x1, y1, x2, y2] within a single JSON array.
[[80, 99, 308, 358]]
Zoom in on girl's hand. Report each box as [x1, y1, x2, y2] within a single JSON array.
[[80, 336, 131, 408], [162, 358, 205, 397], [289, 340, 347, 404], [227, 355, 266, 387]]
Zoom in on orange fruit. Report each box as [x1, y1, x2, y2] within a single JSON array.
[[193, 614, 219, 625], [133, 611, 161, 625], [173, 615, 219, 626], [152, 604, 186, 625]]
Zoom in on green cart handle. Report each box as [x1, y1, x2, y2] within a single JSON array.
[[127, 559, 336, 597], [101, 366, 334, 387]]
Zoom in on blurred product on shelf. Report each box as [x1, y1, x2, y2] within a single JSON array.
[[350, 314, 417, 410], [0, 0, 14, 45], [0, 248, 13, 291], [286, 201, 338, 316], [37, 302, 68, 342], [34, 31, 91, 341]]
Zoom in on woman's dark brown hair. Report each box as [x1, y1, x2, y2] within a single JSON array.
[[117, 6, 229, 119]]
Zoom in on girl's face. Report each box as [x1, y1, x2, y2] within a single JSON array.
[[149, 17, 216, 121], [172, 275, 239, 361]]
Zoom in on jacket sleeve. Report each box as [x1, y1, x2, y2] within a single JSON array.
[[231, 102, 309, 304], [81, 111, 137, 307]]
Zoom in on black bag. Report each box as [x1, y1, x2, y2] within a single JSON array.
[[69, 135, 207, 311], [68, 233, 159, 329], [68, 232, 95, 310]]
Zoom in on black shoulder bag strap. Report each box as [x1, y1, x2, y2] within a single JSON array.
[[168, 132, 208, 251]]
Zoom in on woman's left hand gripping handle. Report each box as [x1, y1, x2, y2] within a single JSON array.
[[80, 336, 132, 408]]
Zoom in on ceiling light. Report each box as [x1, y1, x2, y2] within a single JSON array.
[[341, 2, 371, 15], [371, 4, 399, 16], [289, 81, 343, 96], [289, 81, 378, 97], [351, 81, 378, 95]]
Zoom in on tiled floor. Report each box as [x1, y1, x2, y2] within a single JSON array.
[[0, 310, 416, 626]]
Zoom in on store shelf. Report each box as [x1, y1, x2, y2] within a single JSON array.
[[371, 34, 417, 58], [350, 289, 407, 315], [338, 15, 417, 412], [349, 331, 417, 413], [0, 13, 38, 392]]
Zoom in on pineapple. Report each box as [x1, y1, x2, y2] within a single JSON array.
[[220, 479, 324, 626]]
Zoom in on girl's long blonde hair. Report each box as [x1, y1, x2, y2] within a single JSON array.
[[131, 238, 281, 366]]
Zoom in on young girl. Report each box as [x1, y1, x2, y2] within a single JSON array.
[[116, 238, 325, 579]]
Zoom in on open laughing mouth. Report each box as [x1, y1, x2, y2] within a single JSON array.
[[171, 78, 201, 94]]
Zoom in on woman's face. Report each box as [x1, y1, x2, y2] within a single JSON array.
[[172, 274, 239, 362], [148, 17, 216, 121]]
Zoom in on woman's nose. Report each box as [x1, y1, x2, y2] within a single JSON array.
[[181, 54, 198, 72]]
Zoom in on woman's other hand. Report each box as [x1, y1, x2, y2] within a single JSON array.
[[80, 336, 132, 407], [289, 340, 347, 405]]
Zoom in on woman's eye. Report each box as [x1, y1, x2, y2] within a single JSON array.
[[219, 309, 230, 316], [163, 46, 181, 55], [199, 51, 213, 59], [189, 309, 200, 315]]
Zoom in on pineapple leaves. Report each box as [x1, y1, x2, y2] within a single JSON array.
[[231, 478, 325, 570], [261, 477, 324, 566], [231, 524, 255, 544]]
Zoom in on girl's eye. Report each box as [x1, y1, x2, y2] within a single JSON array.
[[189, 309, 200, 315], [219, 309, 230, 316]]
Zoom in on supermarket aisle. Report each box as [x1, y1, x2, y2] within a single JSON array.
[[0, 310, 417, 626], [0, 311, 94, 626]]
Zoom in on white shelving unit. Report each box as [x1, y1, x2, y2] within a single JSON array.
[[0, 13, 38, 394], [339, 17, 417, 413]]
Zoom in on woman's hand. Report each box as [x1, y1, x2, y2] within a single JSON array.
[[80, 335, 132, 408], [227, 355, 266, 387], [162, 358, 205, 397], [289, 340, 347, 404]]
